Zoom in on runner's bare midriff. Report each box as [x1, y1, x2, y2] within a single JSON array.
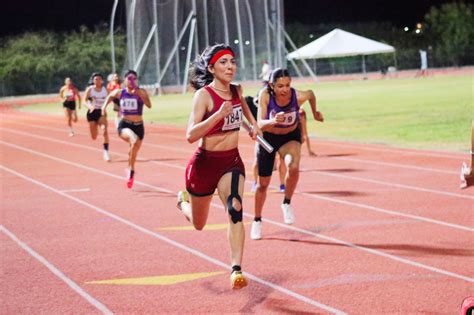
[[200, 130, 239, 151], [122, 114, 143, 123], [265, 122, 298, 135]]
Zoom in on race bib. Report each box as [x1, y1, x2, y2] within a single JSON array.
[[120, 98, 138, 111], [222, 106, 243, 131], [93, 97, 106, 109], [271, 110, 297, 126]]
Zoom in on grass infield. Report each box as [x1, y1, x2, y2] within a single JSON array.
[[20, 74, 473, 152]]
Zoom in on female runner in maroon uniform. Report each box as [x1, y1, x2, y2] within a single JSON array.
[[107, 73, 122, 128], [59, 77, 81, 136], [177, 44, 259, 289]]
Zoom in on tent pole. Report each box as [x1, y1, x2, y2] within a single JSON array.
[[362, 55, 367, 79], [393, 51, 398, 70]]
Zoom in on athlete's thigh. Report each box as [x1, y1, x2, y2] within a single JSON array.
[[189, 194, 213, 223], [217, 172, 245, 206], [89, 121, 98, 135], [278, 140, 302, 167], [67, 109, 75, 119], [98, 115, 108, 127]]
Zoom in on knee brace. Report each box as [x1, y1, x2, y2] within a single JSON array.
[[227, 171, 243, 224]]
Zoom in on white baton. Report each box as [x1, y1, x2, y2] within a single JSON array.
[[242, 121, 274, 153]]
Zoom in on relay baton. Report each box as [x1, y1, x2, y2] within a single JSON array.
[[242, 121, 274, 153]]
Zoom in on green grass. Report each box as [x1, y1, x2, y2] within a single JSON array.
[[307, 75, 473, 151], [20, 74, 473, 152]]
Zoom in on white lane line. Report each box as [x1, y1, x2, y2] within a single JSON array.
[[296, 188, 473, 232], [0, 140, 174, 192], [0, 225, 113, 315], [1, 126, 470, 201], [8, 118, 461, 175], [310, 170, 474, 200], [1, 142, 473, 283], [0, 165, 346, 315], [1, 137, 472, 233], [60, 188, 91, 193], [255, 217, 474, 283], [0, 127, 186, 170], [315, 140, 467, 159], [322, 156, 458, 175], [2, 114, 465, 162]]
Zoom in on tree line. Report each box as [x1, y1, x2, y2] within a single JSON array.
[[0, 25, 126, 96], [286, 2, 473, 75]]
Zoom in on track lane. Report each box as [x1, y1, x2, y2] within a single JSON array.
[[1, 111, 472, 314]]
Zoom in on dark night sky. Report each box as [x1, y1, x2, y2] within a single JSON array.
[[284, 0, 453, 26], [0, 0, 455, 37]]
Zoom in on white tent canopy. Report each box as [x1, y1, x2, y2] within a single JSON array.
[[287, 28, 395, 60]]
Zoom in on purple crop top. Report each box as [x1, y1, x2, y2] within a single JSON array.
[[119, 89, 144, 116], [266, 88, 300, 128]]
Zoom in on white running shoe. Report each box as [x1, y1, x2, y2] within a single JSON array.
[[281, 203, 295, 225], [103, 150, 110, 162], [461, 162, 471, 177], [250, 221, 262, 240], [177, 190, 189, 209], [460, 162, 472, 189], [250, 182, 257, 193], [68, 131, 74, 137]]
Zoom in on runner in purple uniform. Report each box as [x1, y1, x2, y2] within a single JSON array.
[[102, 70, 151, 188]]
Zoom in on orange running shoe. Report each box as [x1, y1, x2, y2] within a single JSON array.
[[230, 271, 247, 290]]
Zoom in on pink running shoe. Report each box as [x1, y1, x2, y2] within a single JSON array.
[[126, 169, 135, 189]]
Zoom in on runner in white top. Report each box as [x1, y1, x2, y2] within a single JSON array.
[[84, 72, 110, 161]]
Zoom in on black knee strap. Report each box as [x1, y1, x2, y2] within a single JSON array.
[[227, 171, 242, 224]]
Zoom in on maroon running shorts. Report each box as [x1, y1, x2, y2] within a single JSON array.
[[185, 147, 245, 196]]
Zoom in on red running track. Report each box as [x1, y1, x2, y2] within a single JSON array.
[[1, 111, 472, 314]]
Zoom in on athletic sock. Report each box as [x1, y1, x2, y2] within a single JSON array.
[[283, 197, 291, 205], [130, 170, 135, 179], [232, 265, 241, 273], [103, 143, 109, 151], [254, 217, 262, 222]]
